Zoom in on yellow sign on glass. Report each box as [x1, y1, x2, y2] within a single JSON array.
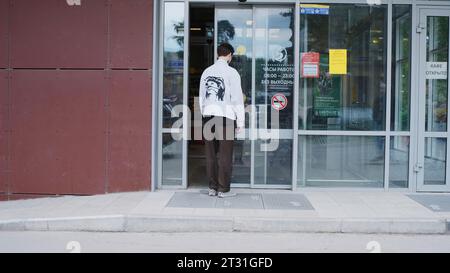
[[329, 49, 347, 75], [236, 45, 246, 56]]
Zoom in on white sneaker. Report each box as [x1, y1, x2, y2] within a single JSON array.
[[208, 189, 217, 196], [218, 191, 236, 198]]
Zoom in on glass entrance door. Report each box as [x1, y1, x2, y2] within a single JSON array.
[[216, 7, 252, 187], [417, 8, 450, 192], [216, 5, 295, 188]]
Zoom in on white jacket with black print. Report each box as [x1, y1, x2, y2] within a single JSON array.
[[199, 58, 245, 128]]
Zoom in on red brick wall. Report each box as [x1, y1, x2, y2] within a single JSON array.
[[0, 0, 153, 200]]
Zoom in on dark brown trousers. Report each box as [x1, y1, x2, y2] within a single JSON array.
[[202, 116, 235, 193]]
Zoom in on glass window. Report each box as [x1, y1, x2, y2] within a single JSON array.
[[391, 5, 412, 131], [216, 8, 254, 185], [254, 7, 295, 130], [425, 16, 449, 132], [231, 138, 252, 184], [162, 133, 183, 186], [389, 136, 409, 188], [299, 4, 387, 131], [298, 136, 385, 188], [251, 7, 294, 186], [163, 2, 185, 129], [161, 2, 184, 187], [254, 139, 293, 186], [424, 138, 447, 186], [217, 8, 253, 128]]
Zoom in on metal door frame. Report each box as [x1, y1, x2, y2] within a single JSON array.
[[416, 7, 450, 192], [156, 0, 189, 190]]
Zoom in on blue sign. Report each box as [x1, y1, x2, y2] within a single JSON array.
[[300, 7, 329, 15], [168, 60, 184, 69]]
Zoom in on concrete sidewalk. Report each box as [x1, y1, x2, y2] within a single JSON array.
[[0, 189, 449, 234]]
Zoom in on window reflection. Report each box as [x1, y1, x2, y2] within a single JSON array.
[[163, 2, 185, 129], [425, 16, 449, 132], [424, 138, 447, 186], [299, 4, 387, 131], [298, 136, 385, 188], [162, 133, 183, 186], [217, 9, 253, 185], [217, 9, 253, 128], [255, 139, 293, 185], [253, 7, 294, 186], [162, 2, 184, 187], [255, 7, 295, 130], [391, 5, 411, 131], [389, 136, 409, 188]]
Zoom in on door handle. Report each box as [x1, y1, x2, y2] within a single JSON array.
[[414, 163, 424, 173], [416, 23, 425, 33]]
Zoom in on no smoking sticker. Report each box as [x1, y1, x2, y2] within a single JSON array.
[[271, 93, 288, 111]]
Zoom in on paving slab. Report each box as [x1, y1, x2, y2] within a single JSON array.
[[0, 190, 448, 234]]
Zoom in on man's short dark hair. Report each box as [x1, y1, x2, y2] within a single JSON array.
[[217, 43, 235, 57]]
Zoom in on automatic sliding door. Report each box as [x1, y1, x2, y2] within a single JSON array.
[[253, 6, 295, 186], [216, 8, 253, 186], [216, 6, 295, 188]]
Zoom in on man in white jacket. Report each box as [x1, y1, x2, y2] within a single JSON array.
[[199, 43, 245, 198]]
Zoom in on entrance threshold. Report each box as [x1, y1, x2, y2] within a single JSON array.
[[166, 190, 315, 210]]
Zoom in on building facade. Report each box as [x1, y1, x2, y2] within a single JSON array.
[[156, 0, 450, 193], [0, 0, 154, 200], [1, 0, 450, 200]]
